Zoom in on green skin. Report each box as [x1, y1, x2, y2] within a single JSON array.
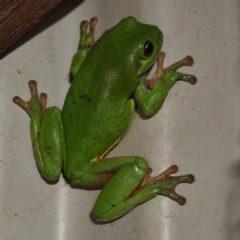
[[13, 17, 197, 222]]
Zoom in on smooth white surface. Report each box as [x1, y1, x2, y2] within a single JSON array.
[[1, 0, 240, 239]]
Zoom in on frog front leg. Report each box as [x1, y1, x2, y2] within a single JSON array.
[[71, 17, 98, 76], [135, 52, 197, 116], [13, 80, 64, 181]]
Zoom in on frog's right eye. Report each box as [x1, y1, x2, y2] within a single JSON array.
[[144, 41, 154, 57]]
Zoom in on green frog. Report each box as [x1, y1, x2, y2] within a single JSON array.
[[13, 17, 196, 222]]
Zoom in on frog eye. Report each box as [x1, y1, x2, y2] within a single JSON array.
[[144, 41, 154, 57]]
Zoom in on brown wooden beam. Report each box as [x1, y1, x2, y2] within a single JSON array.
[[0, 0, 65, 56]]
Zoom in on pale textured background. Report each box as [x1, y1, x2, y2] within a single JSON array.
[[1, 0, 240, 239]]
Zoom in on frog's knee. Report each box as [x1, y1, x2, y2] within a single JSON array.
[[134, 156, 149, 172], [42, 167, 61, 182]]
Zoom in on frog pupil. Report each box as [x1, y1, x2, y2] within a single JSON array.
[[144, 41, 154, 57]]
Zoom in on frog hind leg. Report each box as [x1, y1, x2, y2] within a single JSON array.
[[13, 80, 64, 182], [79, 156, 194, 222], [103, 165, 194, 222], [71, 17, 98, 76]]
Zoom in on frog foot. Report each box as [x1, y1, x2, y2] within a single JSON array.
[[13, 80, 47, 118], [79, 17, 98, 50], [147, 52, 197, 90], [137, 165, 195, 205]]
